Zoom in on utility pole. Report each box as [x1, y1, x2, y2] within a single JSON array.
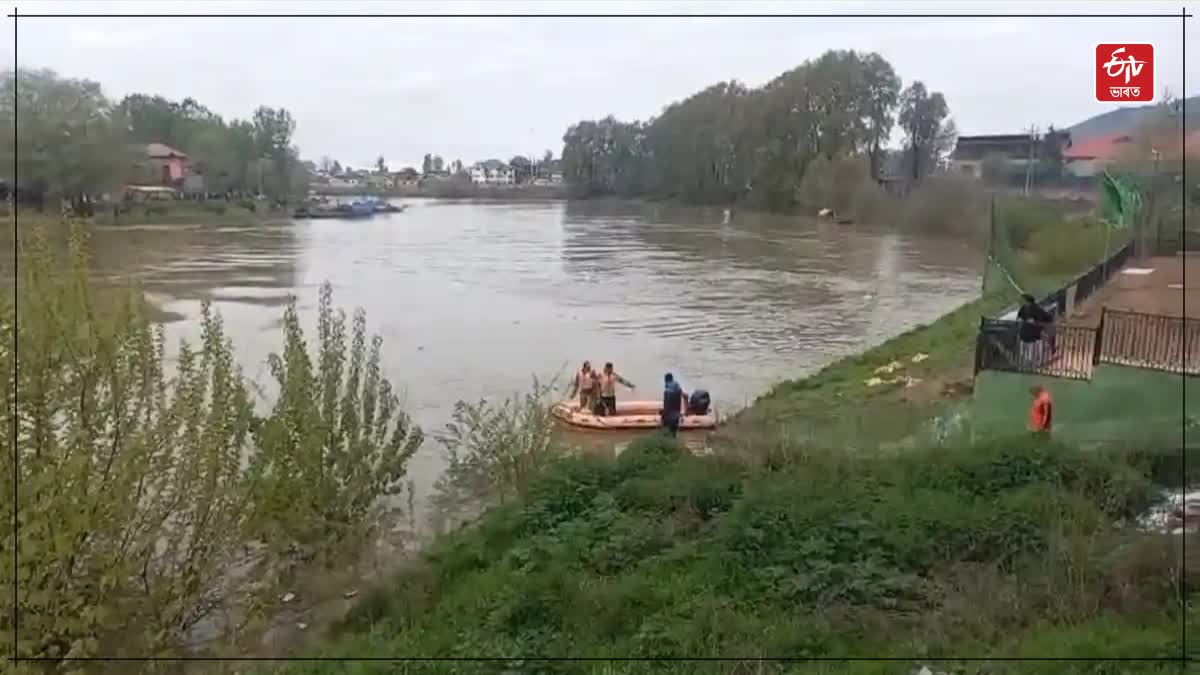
[[1024, 124, 1038, 196]]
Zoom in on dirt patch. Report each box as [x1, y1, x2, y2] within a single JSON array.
[[898, 365, 975, 406]]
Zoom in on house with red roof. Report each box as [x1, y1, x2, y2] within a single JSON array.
[[1064, 129, 1200, 178], [143, 143, 190, 185]]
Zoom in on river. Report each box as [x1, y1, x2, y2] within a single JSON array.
[[31, 198, 984, 524]]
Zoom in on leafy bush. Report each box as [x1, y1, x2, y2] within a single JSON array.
[[249, 282, 424, 552], [430, 377, 559, 530], [997, 195, 1066, 250], [898, 172, 988, 238], [0, 222, 420, 664]]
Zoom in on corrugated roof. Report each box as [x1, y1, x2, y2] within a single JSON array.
[[145, 142, 188, 159]]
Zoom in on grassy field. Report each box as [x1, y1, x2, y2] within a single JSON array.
[[0, 200, 291, 227], [262, 438, 1190, 673], [721, 293, 1013, 451], [254, 280, 1193, 673], [973, 367, 1198, 449]]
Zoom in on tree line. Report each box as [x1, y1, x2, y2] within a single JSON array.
[[0, 68, 307, 208], [560, 50, 956, 211]]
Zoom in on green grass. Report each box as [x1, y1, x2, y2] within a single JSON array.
[[255, 275, 1193, 673], [991, 196, 1132, 298], [264, 435, 1189, 673], [88, 200, 287, 226], [724, 293, 1014, 449], [972, 367, 1198, 448], [258, 269, 1194, 672]]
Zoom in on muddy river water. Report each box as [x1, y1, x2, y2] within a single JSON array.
[[39, 197, 985, 524]]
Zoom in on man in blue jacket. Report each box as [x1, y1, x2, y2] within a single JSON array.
[[661, 372, 689, 437]]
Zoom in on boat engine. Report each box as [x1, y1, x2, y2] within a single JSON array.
[[688, 389, 711, 415]]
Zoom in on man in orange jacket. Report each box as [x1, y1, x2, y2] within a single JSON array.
[[1029, 386, 1053, 435]]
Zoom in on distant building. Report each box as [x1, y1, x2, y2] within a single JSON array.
[[948, 131, 1071, 179], [328, 175, 362, 188], [182, 174, 205, 195], [1064, 130, 1200, 178], [469, 159, 515, 185], [141, 143, 190, 186], [392, 167, 421, 188], [365, 173, 392, 189]]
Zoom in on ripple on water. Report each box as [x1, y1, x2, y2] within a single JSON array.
[[72, 203, 983, 526]]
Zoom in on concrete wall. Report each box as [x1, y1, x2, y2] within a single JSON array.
[[971, 364, 1198, 447], [1066, 158, 1104, 178]]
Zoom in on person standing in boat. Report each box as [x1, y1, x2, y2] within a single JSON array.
[[597, 362, 635, 416], [660, 373, 689, 437], [568, 360, 597, 411]]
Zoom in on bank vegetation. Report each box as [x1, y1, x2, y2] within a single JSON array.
[[2, 222, 423, 667]]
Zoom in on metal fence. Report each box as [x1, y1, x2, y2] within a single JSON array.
[[1098, 309, 1200, 375], [975, 318, 1097, 380], [976, 309, 1200, 380]]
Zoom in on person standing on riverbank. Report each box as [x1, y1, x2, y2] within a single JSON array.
[[1028, 386, 1053, 435], [661, 373, 689, 437], [598, 362, 635, 416]]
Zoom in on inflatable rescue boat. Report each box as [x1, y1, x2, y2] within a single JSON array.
[[551, 399, 718, 431]]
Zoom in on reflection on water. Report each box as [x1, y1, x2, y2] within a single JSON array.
[[9, 199, 983, 519]]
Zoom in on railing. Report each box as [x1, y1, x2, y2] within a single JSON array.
[[1099, 309, 1200, 375], [976, 309, 1199, 379], [992, 240, 1134, 321], [975, 319, 1097, 380], [1069, 242, 1135, 313]]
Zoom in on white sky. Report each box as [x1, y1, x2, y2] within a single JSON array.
[[4, 0, 1196, 170]]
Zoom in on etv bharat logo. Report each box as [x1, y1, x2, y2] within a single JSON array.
[[1096, 43, 1154, 102]]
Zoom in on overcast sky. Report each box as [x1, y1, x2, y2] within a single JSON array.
[[4, 0, 1195, 170]]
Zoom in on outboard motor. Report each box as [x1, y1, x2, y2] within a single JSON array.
[[688, 389, 711, 415]]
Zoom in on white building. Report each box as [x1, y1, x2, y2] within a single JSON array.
[[469, 160, 515, 185]]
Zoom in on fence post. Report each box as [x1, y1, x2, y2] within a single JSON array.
[[1093, 308, 1107, 365], [974, 316, 985, 375]]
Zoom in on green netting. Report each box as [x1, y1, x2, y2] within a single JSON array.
[[982, 196, 1029, 296]]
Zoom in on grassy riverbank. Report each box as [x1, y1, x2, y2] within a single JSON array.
[[263, 288, 1194, 673], [5, 201, 290, 227]]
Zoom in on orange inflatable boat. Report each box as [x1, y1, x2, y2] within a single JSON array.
[[551, 400, 719, 431]]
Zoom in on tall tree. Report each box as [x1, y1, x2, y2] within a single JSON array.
[[509, 155, 533, 183], [375, 155, 388, 174], [558, 50, 946, 210], [861, 53, 901, 179], [251, 106, 298, 198], [0, 69, 134, 206], [898, 81, 951, 181]]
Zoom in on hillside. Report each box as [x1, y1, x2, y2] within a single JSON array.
[[1068, 95, 1200, 142]]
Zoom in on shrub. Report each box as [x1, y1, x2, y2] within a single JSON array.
[[431, 377, 560, 529], [898, 173, 988, 238], [0, 222, 421, 664], [248, 282, 424, 553]]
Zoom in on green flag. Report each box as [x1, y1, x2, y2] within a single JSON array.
[[1100, 170, 1141, 229]]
